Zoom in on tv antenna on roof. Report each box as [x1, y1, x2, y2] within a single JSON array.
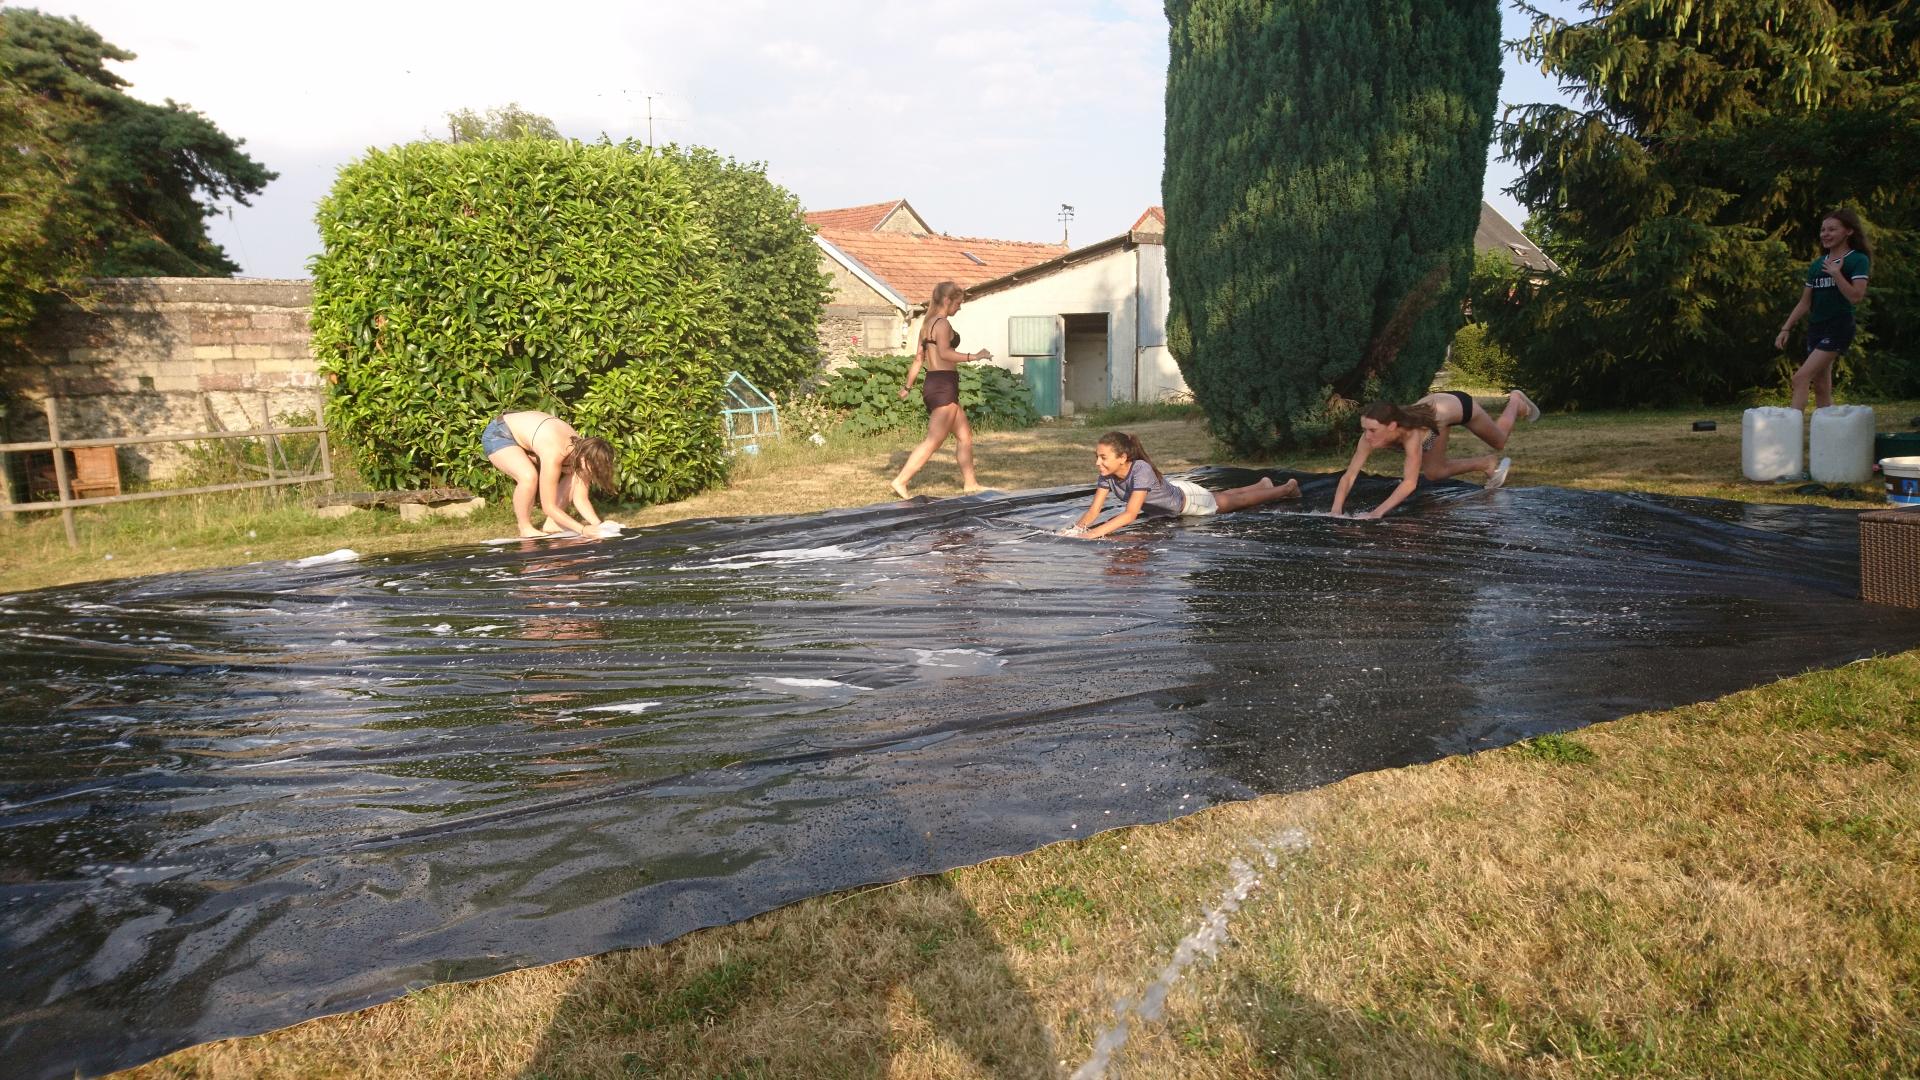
[[1058, 203, 1075, 247]]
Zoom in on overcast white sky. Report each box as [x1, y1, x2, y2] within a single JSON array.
[[34, 1, 1577, 279]]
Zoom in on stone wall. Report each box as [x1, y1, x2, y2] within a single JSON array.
[[2, 278, 322, 482], [817, 307, 911, 369]]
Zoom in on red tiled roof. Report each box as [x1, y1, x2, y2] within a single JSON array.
[[818, 228, 1067, 308], [804, 200, 905, 232], [1132, 206, 1165, 232]]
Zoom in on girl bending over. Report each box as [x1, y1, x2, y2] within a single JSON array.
[[1330, 389, 1537, 518], [481, 410, 616, 538]]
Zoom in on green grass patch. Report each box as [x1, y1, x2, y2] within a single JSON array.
[[1511, 732, 1598, 765], [1075, 399, 1206, 428]]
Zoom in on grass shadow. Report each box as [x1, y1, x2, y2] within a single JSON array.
[[516, 873, 1063, 1078]]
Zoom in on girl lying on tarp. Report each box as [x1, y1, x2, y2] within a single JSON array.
[[1060, 430, 1300, 539]]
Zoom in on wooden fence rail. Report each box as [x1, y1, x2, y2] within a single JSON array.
[[0, 397, 332, 548]]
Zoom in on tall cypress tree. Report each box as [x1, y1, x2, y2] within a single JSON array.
[[1164, 0, 1501, 453]]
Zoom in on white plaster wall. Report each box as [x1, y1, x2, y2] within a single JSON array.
[[921, 241, 1192, 404], [1136, 346, 1186, 401], [953, 251, 1141, 400], [1132, 244, 1190, 401]]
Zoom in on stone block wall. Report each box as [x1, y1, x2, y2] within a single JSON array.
[[2, 278, 322, 482]]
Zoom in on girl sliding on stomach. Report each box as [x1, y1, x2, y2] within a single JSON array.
[[1062, 431, 1300, 539]]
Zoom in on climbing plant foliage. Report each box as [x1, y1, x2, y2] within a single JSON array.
[[822, 356, 1039, 436], [1163, 0, 1501, 452], [312, 139, 729, 504]]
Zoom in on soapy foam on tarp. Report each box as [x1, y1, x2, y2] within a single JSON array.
[[2, 471, 1918, 1079]]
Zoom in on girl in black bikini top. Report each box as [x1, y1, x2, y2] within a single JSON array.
[[921, 322, 960, 363]]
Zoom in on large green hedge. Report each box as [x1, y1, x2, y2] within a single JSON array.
[[312, 139, 729, 503], [661, 144, 831, 397], [1164, 0, 1501, 452]]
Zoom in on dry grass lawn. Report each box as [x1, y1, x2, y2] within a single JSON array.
[[5, 400, 1912, 1078], [127, 655, 1920, 1079]]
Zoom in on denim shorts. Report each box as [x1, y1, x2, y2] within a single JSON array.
[[1806, 315, 1856, 355], [480, 416, 516, 457], [1170, 478, 1218, 516]]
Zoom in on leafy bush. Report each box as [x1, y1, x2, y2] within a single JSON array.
[[311, 139, 728, 504], [822, 356, 1039, 435], [1446, 322, 1518, 389], [660, 144, 831, 398], [769, 389, 848, 441]]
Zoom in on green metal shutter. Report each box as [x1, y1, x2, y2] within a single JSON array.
[[1008, 315, 1058, 357]]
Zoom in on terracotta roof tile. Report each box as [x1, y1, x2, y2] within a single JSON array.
[[818, 228, 1067, 308], [1132, 206, 1165, 233], [804, 201, 904, 232]]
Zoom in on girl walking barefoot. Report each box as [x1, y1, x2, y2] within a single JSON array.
[[1329, 389, 1538, 519], [1062, 431, 1301, 539], [891, 281, 994, 498]]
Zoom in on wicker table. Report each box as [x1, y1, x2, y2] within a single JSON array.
[[1861, 507, 1920, 607]]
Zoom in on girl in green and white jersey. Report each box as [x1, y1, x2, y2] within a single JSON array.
[[1775, 209, 1871, 412]]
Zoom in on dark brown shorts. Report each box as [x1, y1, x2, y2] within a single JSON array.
[[921, 369, 959, 411]]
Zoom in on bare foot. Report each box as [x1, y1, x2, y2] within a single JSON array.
[[1277, 478, 1301, 498], [889, 479, 909, 499], [961, 483, 986, 494], [1255, 476, 1275, 488]]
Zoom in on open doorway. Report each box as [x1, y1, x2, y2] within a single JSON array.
[[1061, 312, 1110, 415]]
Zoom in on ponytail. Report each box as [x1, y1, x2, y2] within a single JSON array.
[[1361, 400, 1439, 433], [1097, 430, 1161, 483]]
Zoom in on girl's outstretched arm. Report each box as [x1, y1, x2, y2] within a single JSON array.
[[569, 472, 602, 527], [1366, 448, 1423, 519], [1067, 487, 1109, 532], [537, 460, 593, 535], [1329, 442, 1371, 516], [927, 317, 988, 365], [1081, 490, 1149, 540]]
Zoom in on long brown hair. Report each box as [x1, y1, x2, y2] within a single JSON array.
[[561, 435, 616, 495], [1822, 208, 1872, 258], [1361, 400, 1439, 432], [1097, 430, 1161, 483]]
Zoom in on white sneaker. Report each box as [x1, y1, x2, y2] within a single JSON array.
[[1509, 388, 1541, 422], [1485, 457, 1512, 490]]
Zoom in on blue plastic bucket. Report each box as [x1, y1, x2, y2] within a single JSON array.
[[1883, 456, 1920, 505]]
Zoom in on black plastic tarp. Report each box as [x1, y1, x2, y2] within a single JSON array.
[[3, 471, 1917, 1078]]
